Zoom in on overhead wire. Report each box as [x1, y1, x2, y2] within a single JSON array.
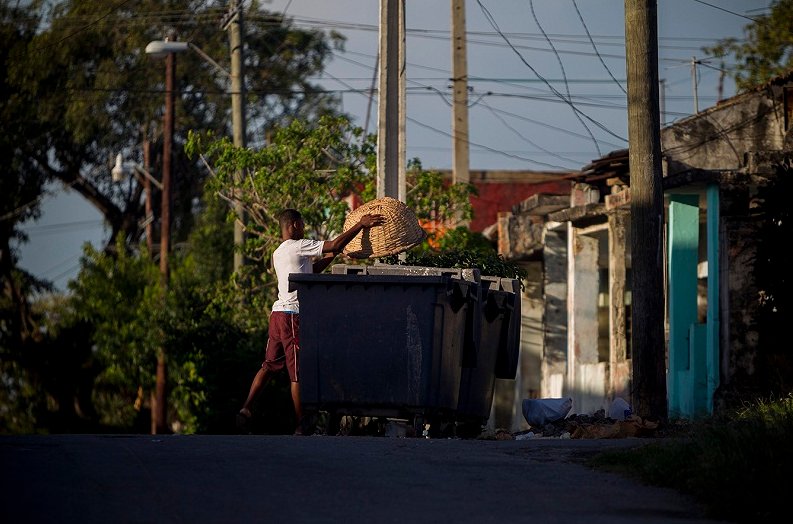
[[330, 48, 638, 151], [31, 0, 137, 51], [475, 0, 627, 145], [478, 98, 582, 166], [571, 0, 626, 95], [691, 0, 758, 21], [318, 64, 573, 170], [22, 220, 105, 235], [406, 117, 573, 170], [528, 0, 601, 156]]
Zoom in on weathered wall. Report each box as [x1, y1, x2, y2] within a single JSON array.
[[541, 227, 567, 398], [717, 174, 793, 407], [662, 91, 785, 173]]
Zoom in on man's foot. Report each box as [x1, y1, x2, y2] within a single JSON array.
[[236, 409, 252, 433], [293, 425, 304, 436]]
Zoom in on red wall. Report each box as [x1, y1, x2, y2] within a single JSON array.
[[469, 180, 570, 232]]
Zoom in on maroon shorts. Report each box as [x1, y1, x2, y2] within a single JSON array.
[[263, 311, 301, 382]]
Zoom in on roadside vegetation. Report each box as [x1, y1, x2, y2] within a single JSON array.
[[588, 394, 793, 523]]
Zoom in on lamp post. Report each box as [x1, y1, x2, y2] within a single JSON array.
[[141, 40, 177, 434], [145, 36, 247, 271]]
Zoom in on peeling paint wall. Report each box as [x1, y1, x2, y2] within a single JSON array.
[[662, 93, 785, 173], [541, 227, 568, 398]]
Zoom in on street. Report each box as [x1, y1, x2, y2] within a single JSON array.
[[1, 434, 729, 523]]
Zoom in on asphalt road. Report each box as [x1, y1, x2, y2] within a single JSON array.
[[1, 434, 730, 524]]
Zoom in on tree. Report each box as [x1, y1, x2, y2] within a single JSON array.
[[186, 115, 376, 308], [188, 117, 483, 305], [0, 1, 51, 352], [704, 0, 793, 91], [7, 0, 342, 252], [0, 1, 346, 431]]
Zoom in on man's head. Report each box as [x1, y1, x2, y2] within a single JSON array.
[[278, 208, 305, 240]]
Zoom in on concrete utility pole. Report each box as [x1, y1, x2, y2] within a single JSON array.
[[624, 0, 667, 421], [377, 0, 406, 202], [228, 0, 247, 271], [691, 56, 699, 113], [451, 0, 470, 186]]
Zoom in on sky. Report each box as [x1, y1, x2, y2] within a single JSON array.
[[18, 0, 771, 291]]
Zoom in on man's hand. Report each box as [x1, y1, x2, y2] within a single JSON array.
[[359, 213, 385, 228], [323, 213, 386, 254]]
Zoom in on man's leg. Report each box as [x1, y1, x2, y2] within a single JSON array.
[[291, 381, 303, 435], [239, 367, 271, 418]]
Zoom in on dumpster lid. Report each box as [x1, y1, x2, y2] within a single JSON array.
[[289, 272, 467, 292]]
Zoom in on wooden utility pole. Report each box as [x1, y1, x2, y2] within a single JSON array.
[[229, 0, 247, 271], [153, 44, 176, 435], [377, 0, 406, 202], [451, 0, 469, 185], [624, 0, 667, 421]]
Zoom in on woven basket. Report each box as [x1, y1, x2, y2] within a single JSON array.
[[342, 197, 427, 259]]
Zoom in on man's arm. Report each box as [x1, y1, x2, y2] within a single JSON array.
[[312, 252, 337, 274], [322, 213, 385, 254]]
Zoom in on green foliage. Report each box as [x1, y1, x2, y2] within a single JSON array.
[[163, 255, 264, 434], [1, 0, 349, 434], [381, 248, 527, 283], [405, 158, 477, 225], [187, 115, 377, 306], [3, 0, 346, 267], [589, 395, 793, 523], [703, 0, 793, 91], [66, 238, 162, 429], [51, 236, 266, 434]]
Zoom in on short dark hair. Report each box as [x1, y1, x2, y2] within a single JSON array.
[[278, 209, 302, 229]]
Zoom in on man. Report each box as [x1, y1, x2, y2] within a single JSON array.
[[237, 208, 385, 435]]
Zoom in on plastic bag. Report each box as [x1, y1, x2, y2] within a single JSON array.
[[608, 397, 632, 421], [522, 397, 573, 427]]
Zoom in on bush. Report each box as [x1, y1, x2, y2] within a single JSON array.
[[589, 395, 793, 522]]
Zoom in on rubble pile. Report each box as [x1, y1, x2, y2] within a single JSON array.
[[525, 409, 660, 439]]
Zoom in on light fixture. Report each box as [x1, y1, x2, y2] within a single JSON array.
[[111, 153, 163, 190], [144, 40, 189, 58], [145, 40, 229, 78]]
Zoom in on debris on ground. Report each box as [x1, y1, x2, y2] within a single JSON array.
[[514, 409, 660, 439]]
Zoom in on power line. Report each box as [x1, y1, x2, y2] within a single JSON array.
[[529, 0, 600, 155], [476, 100, 625, 150], [475, 0, 627, 143], [571, 0, 627, 95], [317, 65, 573, 170], [479, 98, 583, 165], [21, 220, 105, 235], [407, 116, 574, 170], [32, 0, 136, 51], [691, 0, 757, 21]]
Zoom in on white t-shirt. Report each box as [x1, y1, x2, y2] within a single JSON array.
[[271, 238, 324, 313]]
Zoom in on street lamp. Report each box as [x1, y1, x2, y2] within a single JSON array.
[[144, 41, 229, 78], [112, 152, 162, 254], [112, 153, 163, 190], [145, 37, 247, 271]]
